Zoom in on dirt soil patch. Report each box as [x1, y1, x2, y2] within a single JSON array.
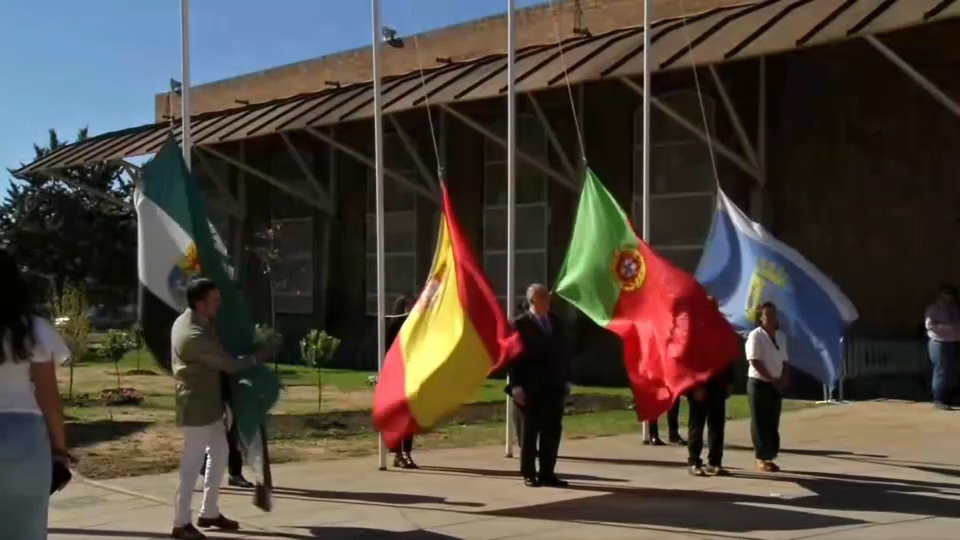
[[68, 393, 632, 479]]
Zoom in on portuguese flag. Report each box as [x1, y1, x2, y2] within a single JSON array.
[[373, 181, 522, 449], [555, 169, 739, 421]]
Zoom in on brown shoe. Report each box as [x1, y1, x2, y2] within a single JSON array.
[[757, 460, 779, 473], [171, 524, 206, 539], [704, 465, 730, 477], [196, 514, 239, 531]]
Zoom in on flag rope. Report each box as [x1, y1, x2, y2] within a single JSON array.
[[548, 0, 588, 165], [406, 0, 446, 180]]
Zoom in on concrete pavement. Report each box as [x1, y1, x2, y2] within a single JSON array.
[[49, 401, 960, 539]]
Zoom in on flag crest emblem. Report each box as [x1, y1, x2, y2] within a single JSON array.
[[612, 248, 646, 291], [167, 242, 201, 307]]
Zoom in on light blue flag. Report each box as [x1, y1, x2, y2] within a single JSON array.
[[695, 190, 858, 385]]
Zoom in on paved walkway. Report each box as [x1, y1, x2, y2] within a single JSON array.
[[50, 401, 960, 539]]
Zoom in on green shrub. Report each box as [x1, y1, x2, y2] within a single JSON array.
[[52, 287, 91, 399], [299, 329, 341, 412]]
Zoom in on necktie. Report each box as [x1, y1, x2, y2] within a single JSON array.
[[539, 315, 551, 334]]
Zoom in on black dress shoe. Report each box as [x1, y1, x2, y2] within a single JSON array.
[[523, 477, 541, 487], [669, 435, 687, 446], [538, 475, 569, 488], [643, 437, 666, 446], [228, 475, 254, 488]]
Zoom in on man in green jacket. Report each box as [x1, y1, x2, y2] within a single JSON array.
[[170, 279, 269, 540]]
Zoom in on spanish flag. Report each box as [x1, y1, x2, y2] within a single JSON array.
[[373, 182, 522, 448]]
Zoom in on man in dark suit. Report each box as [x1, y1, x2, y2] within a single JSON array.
[[506, 284, 571, 488], [686, 363, 735, 476], [645, 400, 686, 446], [687, 296, 735, 477]]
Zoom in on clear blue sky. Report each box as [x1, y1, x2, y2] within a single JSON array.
[[0, 0, 545, 194]]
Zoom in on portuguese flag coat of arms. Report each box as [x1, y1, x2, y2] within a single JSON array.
[[555, 169, 739, 421]]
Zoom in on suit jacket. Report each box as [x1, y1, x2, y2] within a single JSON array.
[[171, 309, 256, 427], [506, 311, 570, 398], [691, 363, 736, 398], [385, 315, 408, 354]]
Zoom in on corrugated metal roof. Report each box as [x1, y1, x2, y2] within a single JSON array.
[[17, 0, 960, 175]]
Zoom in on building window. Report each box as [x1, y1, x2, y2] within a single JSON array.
[[265, 169, 317, 315], [366, 133, 419, 315], [483, 114, 549, 312], [632, 91, 717, 274], [268, 216, 314, 315]]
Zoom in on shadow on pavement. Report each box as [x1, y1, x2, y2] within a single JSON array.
[[480, 483, 866, 534], [479, 466, 960, 534], [51, 525, 459, 539], [48, 527, 305, 539], [722, 445, 888, 459], [560, 454, 688, 468], [225, 485, 484, 508], [298, 527, 461, 539], [415, 465, 630, 483], [733, 469, 960, 517], [726, 444, 960, 482]]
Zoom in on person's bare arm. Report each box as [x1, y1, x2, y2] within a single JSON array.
[[31, 359, 67, 456]]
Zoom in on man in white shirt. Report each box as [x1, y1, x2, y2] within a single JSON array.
[[745, 301, 788, 473]]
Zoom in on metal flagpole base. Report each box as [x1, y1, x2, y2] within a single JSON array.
[[505, 397, 514, 458], [816, 384, 847, 405]]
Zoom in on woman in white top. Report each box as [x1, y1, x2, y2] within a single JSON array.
[[744, 301, 788, 473], [0, 250, 72, 539]]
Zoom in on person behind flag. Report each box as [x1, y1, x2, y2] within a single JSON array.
[[386, 294, 417, 469], [554, 168, 740, 426], [696, 189, 857, 392], [644, 399, 684, 447], [925, 283, 960, 410], [745, 301, 788, 473], [506, 284, 571, 488], [136, 137, 282, 518], [686, 296, 735, 477], [170, 278, 271, 540], [200, 374, 254, 489], [372, 181, 522, 452]]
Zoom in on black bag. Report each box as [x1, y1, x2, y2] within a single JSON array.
[[51, 459, 72, 494]]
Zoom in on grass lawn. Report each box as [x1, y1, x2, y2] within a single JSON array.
[[62, 349, 811, 479]]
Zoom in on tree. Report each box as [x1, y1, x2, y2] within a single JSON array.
[[0, 129, 137, 301]]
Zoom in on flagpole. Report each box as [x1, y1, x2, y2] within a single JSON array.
[[371, 0, 388, 471], [504, 0, 517, 459], [180, 0, 192, 171], [640, 0, 652, 444]]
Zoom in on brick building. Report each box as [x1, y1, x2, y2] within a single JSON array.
[[18, 0, 960, 382]]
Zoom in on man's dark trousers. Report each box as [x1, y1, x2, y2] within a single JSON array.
[[647, 399, 681, 440], [687, 389, 726, 467], [519, 393, 564, 480]]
